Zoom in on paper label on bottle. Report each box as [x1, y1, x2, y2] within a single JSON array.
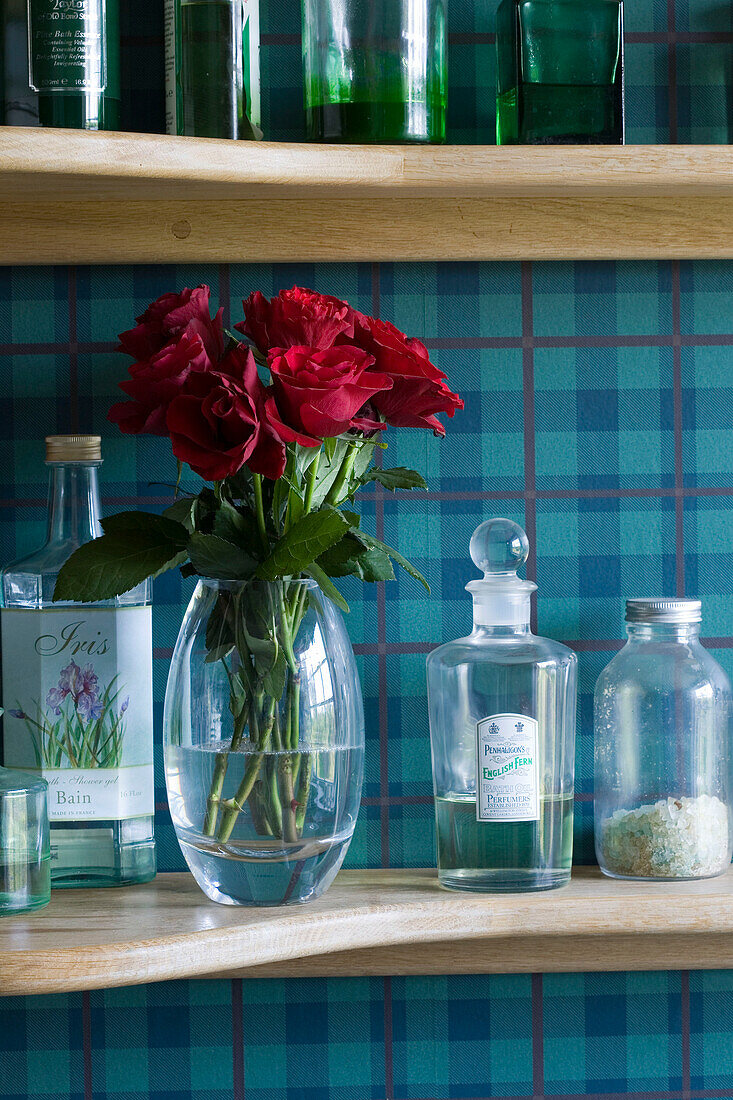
[[476, 713, 539, 822], [1, 606, 154, 821], [27, 0, 107, 93]]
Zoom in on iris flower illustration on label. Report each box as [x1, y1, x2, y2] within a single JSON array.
[[9, 659, 129, 769]]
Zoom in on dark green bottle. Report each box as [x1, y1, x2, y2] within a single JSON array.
[[496, 0, 624, 145], [1, 0, 120, 130], [165, 0, 261, 139], [301, 0, 447, 144]]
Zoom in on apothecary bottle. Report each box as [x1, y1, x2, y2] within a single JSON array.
[[301, 0, 447, 143], [1, 436, 155, 887], [496, 0, 624, 144], [1, 0, 120, 130], [427, 519, 577, 892], [165, 0, 261, 139], [594, 599, 732, 881]]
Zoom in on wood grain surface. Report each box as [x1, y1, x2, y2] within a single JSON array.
[[2, 868, 733, 996], [3, 131, 733, 262], [5, 130, 733, 199]]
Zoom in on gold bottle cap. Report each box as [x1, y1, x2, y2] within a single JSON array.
[[45, 435, 102, 462]]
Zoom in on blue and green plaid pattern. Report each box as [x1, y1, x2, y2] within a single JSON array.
[[3, 0, 733, 1095]]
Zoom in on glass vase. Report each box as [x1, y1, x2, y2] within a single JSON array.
[[164, 577, 364, 906], [301, 0, 447, 143]]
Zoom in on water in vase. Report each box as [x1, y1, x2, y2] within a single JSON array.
[[166, 741, 364, 906]]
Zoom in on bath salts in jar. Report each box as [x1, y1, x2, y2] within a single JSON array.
[[594, 598, 732, 881]]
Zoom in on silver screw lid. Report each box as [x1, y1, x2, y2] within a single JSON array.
[[626, 598, 702, 624]]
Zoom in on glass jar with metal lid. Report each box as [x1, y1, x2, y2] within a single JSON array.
[[594, 598, 732, 880]]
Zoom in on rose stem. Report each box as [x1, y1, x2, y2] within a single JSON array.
[[217, 699, 276, 843], [303, 451, 320, 514], [294, 754, 312, 834], [324, 443, 358, 506], [277, 671, 299, 843], [203, 702, 247, 836], [252, 473, 269, 554]]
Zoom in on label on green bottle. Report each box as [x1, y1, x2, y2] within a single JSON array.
[[476, 713, 539, 822], [1, 606, 153, 821], [27, 0, 107, 93]]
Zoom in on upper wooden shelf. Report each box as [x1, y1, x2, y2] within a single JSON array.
[[3, 867, 733, 996], [3, 129, 733, 263]]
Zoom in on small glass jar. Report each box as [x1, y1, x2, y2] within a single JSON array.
[[0, 766, 50, 914], [594, 599, 732, 881], [301, 0, 447, 143]]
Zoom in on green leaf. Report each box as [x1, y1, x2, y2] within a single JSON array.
[[305, 562, 350, 613], [100, 511, 190, 542], [188, 533, 258, 581], [205, 593, 236, 662], [205, 644, 236, 664], [351, 441, 375, 482], [241, 622, 278, 676], [356, 531, 430, 592], [163, 497, 196, 531], [257, 506, 351, 581], [324, 437, 338, 463], [309, 440, 349, 509], [212, 500, 259, 551], [54, 515, 189, 603], [341, 509, 361, 528], [263, 651, 288, 700], [317, 534, 364, 578], [364, 467, 428, 492], [357, 547, 395, 583]]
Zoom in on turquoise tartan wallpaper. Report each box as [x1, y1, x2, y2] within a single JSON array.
[[3, 0, 733, 1097]]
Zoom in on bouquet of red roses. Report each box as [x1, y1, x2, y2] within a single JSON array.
[[55, 285, 462, 845]]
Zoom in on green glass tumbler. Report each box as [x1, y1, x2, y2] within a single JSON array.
[[496, 0, 624, 144], [301, 0, 447, 143], [0, 767, 50, 914]]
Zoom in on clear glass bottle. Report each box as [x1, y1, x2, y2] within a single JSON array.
[[427, 519, 577, 892], [1, 0, 121, 130], [496, 0, 624, 144], [165, 0, 261, 139], [1, 436, 155, 888], [595, 599, 733, 881], [301, 0, 447, 143], [0, 766, 51, 913]]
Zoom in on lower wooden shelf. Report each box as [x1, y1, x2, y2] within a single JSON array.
[[2, 867, 733, 996]]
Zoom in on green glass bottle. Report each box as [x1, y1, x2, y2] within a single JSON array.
[[165, 0, 261, 139], [0, 0, 120, 129], [301, 0, 447, 143], [496, 0, 624, 145]]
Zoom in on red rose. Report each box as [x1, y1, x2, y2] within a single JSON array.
[[236, 287, 355, 354], [266, 345, 392, 444], [108, 329, 211, 436], [166, 345, 286, 481], [352, 313, 463, 436], [119, 285, 224, 364]]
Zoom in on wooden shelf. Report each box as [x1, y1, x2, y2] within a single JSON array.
[[3, 129, 733, 263], [3, 867, 733, 996]]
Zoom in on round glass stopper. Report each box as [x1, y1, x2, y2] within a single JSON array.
[[469, 518, 529, 575]]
